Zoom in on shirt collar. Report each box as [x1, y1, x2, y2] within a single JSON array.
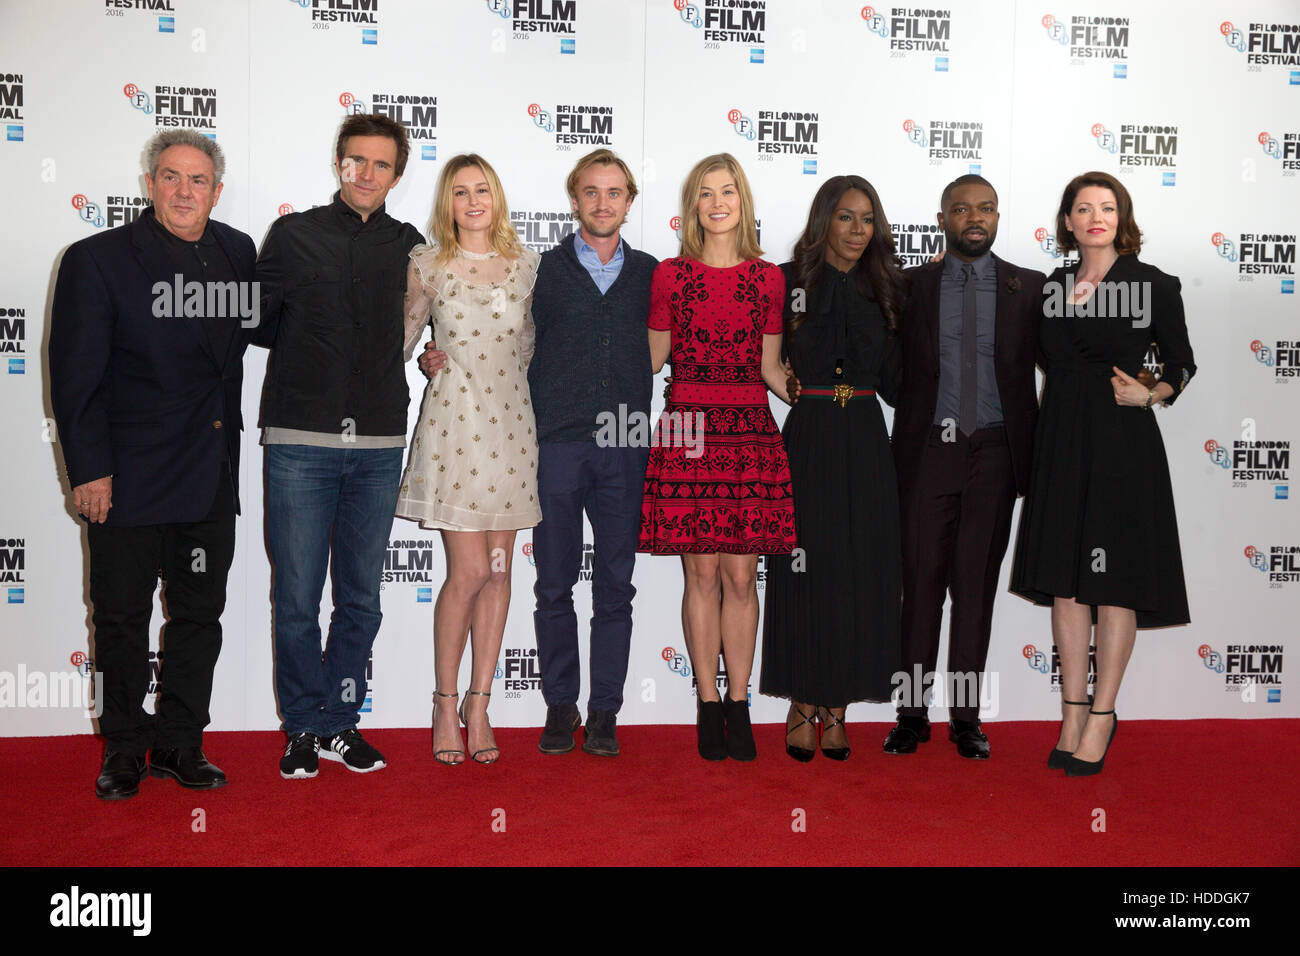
[[575, 231, 624, 266], [332, 190, 384, 225], [145, 206, 215, 246], [944, 250, 994, 280]]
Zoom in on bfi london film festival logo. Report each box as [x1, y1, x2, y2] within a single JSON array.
[[1245, 543, 1300, 589], [486, 0, 578, 54], [1212, 231, 1296, 293], [1199, 641, 1283, 702], [1251, 338, 1300, 381], [902, 117, 983, 175], [104, 0, 176, 34], [511, 208, 577, 252], [661, 645, 751, 699], [1218, 19, 1300, 80], [71, 192, 149, 230], [1, 306, 24, 375], [383, 538, 437, 603], [122, 82, 217, 137], [498, 646, 542, 697], [339, 91, 437, 161], [1022, 643, 1097, 691], [1089, 121, 1177, 185], [1257, 130, 1300, 174], [2, 537, 24, 604], [1033, 226, 1079, 265], [728, 107, 819, 175], [289, 0, 379, 44], [1, 71, 22, 142], [672, 0, 767, 64], [1204, 434, 1290, 499], [891, 222, 944, 267], [861, 6, 952, 72], [526, 102, 614, 152], [1041, 14, 1129, 78]]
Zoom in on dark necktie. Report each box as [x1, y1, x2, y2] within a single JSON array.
[[960, 262, 977, 436]]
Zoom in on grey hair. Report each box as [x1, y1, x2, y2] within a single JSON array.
[[145, 130, 226, 184]]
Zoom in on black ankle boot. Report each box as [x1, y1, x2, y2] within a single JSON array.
[[697, 699, 726, 761], [722, 697, 756, 761]]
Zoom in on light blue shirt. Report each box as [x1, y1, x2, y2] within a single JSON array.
[[574, 232, 624, 295]]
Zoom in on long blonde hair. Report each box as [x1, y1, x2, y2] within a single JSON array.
[[678, 153, 763, 262], [429, 153, 522, 265]]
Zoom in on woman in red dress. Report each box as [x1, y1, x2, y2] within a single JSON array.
[[640, 153, 797, 760]]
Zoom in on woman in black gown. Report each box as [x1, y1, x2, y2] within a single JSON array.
[[761, 175, 907, 761], [1010, 171, 1195, 776]]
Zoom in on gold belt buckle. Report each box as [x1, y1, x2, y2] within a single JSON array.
[[832, 383, 855, 408]]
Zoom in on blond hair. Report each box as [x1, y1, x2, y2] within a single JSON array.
[[678, 153, 762, 262], [429, 153, 523, 266], [565, 148, 639, 204]]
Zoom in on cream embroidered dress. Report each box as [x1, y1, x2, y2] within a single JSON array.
[[395, 242, 542, 531]]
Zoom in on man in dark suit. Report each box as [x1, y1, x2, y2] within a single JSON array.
[[884, 175, 1045, 759], [50, 130, 266, 799]]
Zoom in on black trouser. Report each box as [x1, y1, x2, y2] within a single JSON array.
[[87, 470, 236, 755], [899, 426, 1016, 722]]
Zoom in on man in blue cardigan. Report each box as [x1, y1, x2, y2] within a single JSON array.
[[422, 149, 655, 755]]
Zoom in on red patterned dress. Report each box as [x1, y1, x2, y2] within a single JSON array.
[[639, 257, 797, 554]]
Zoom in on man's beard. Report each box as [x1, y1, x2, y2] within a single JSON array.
[[948, 228, 995, 258]]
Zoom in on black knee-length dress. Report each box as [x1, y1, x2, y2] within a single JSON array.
[[1010, 254, 1195, 627], [761, 261, 902, 705]]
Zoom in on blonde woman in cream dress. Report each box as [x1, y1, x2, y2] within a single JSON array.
[[397, 153, 540, 766]]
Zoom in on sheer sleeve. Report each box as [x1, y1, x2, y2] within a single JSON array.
[[514, 248, 540, 371], [402, 245, 438, 361]]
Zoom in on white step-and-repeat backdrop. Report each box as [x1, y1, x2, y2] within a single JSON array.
[[1, 0, 1296, 735]]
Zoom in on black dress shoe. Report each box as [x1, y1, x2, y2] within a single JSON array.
[[1064, 710, 1117, 777], [882, 715, 931, 754], [582, 710, 619, 757], [96, 751, 147, 801], [149, 747, 228, 789], [948, 719, 990, 759], [538, 703, 582, 754]]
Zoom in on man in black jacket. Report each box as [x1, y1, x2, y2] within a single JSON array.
[[258, 114, 423, 779], [51, 130, 264, 799], [884, 175, 1046, 760]]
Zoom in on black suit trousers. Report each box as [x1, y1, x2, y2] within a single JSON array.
[[87, 469, 236, 754], [898, 425, 1015, 722]]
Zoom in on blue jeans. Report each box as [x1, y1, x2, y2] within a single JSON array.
[[267, 444, 402, 737], [533, 442, 648, 714]]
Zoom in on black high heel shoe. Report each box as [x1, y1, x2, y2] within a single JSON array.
[[785, 703, 816, 763], [1064, 709, 1117, 777], [1047, 697, 1092, 770], [817, 706, 850, 761]]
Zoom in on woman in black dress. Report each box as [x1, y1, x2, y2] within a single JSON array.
[[1010, 171, 1195, 776], [761, 175, 907, 761]]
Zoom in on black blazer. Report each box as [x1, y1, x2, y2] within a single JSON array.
[[50, 210, 264, 526], [891, 253, 1046, 497]]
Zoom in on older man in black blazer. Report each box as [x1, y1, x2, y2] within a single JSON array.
[[50, 130, 267, 798], [885, 175, 1045, 759]]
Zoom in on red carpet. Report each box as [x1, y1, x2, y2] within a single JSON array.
[[2, 720, 1296, 867]]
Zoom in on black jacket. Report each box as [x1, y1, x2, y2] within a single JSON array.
[[49, 210, 263, 526], [257, 193, 423, 436]]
